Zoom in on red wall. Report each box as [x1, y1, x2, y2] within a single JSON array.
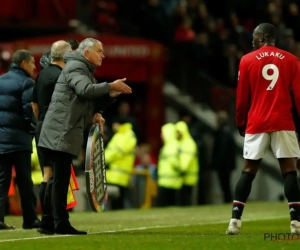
[[0, 0, 76, 24], [0, 0, 34, 21], [36, 0, 77, 23]]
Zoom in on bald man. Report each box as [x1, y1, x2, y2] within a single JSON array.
[[31, 40, 72, 234], [227, 23, 300, 235]]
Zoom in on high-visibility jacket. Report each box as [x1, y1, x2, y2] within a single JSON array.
[[31, 138, 43, 185], [175, 121, 199, 186], [105, 123, 137, 187], [157, 123, 182, 189]]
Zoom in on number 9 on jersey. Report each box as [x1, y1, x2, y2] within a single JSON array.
[[262, 64, 279, 91]]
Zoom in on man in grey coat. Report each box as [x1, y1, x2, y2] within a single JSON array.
[[38, 38, 131, 235]]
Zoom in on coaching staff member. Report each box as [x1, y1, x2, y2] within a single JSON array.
[[66, 39, 79, 51], [38, 38, 79, 71], [38, 38, 132, 235], [31, 40, 72, 234], [0, 50, 40, 230]]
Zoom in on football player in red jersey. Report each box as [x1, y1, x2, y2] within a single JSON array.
[[226, 23, 300, 235]]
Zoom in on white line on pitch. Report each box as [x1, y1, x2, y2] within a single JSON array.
[[0, 215, 288, 243]]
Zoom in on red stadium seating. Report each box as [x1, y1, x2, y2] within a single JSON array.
[[0, 0, 34, 22], [0, 0, 76, 27]]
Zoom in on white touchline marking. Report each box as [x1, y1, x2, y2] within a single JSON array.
[[0, 229, 23, 233], [0, 215, 289, 243]]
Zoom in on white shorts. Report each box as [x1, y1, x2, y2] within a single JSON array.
[[243, 131, 300, 160]]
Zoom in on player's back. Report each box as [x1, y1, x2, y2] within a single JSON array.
[[242, 46, 299, 133]]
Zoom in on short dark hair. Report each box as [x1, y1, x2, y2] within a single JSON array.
[[257, 23, 277, 40], [12, 50, 33, 66], [65, 39, 79, 50]]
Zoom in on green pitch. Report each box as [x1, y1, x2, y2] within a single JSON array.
[[0, 202, 298, 250]]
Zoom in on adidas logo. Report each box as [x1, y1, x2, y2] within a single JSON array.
[[290, 208, 296, 212], [233, 207, 239, 211]]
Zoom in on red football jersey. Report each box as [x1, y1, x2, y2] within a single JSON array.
[[236, 45, 300, 134]]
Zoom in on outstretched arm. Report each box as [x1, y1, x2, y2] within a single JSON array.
[[67, 66, 111, 100]]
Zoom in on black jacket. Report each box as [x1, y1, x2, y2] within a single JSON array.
[[0, 64, 34, 153]]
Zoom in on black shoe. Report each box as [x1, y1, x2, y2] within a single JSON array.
[[0, 222, 15, 230], [23, 219, 41, 229], [54, 220, 87, 235], [37, 216, 54, 235], [37, 227, 54, 235]]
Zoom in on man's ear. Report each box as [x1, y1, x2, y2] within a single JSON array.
[[259, 35, 265, 43], [83, 49, 90, 59], [20, 60, 26, 68]]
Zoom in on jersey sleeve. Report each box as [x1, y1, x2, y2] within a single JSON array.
[[291, 60, 300, 118], [235, 57, 250, 127]]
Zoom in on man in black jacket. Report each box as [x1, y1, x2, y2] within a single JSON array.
[[0, 50, 40, 230], [38, 38, 79, 70], [32, 40, 72, 235]]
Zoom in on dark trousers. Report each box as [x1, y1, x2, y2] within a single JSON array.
[[179, 185, 193, 206], [110, 185, 126, 210], [197, 169, 210, 205], [216, 170, 232, 203], [44, 149, 72, 222], [156, 187, 178, 207], [44, 176, 53, 216], [35, 121, 53, 173], [0, 151, 37, 224]]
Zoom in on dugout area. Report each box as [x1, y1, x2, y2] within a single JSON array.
[[0, 33, 168, 155]]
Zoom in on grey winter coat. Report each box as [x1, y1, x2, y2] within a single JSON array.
[[38, 51, 111, 156]]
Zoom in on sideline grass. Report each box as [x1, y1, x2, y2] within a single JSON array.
[[0, 202, 297, 249]]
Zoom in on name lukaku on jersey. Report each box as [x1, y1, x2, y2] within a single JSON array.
[[256, 52, 285, 60]]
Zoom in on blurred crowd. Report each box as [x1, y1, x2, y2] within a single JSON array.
[[2, 0, 300, 105], [2, 0, 300, 106], [86, 0, 300, 105]]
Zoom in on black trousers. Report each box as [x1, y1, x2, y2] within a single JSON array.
[[44, 149, 73, 222], [35, 121, 52, 172], [216, 169, 232, 203], [179, 185, 193, 206], [0, 151, 37, 224], [109, 184, 126, 210], [156, 187, 178, 207]]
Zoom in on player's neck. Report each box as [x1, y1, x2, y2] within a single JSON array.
[[262, 42, 275, 47]]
